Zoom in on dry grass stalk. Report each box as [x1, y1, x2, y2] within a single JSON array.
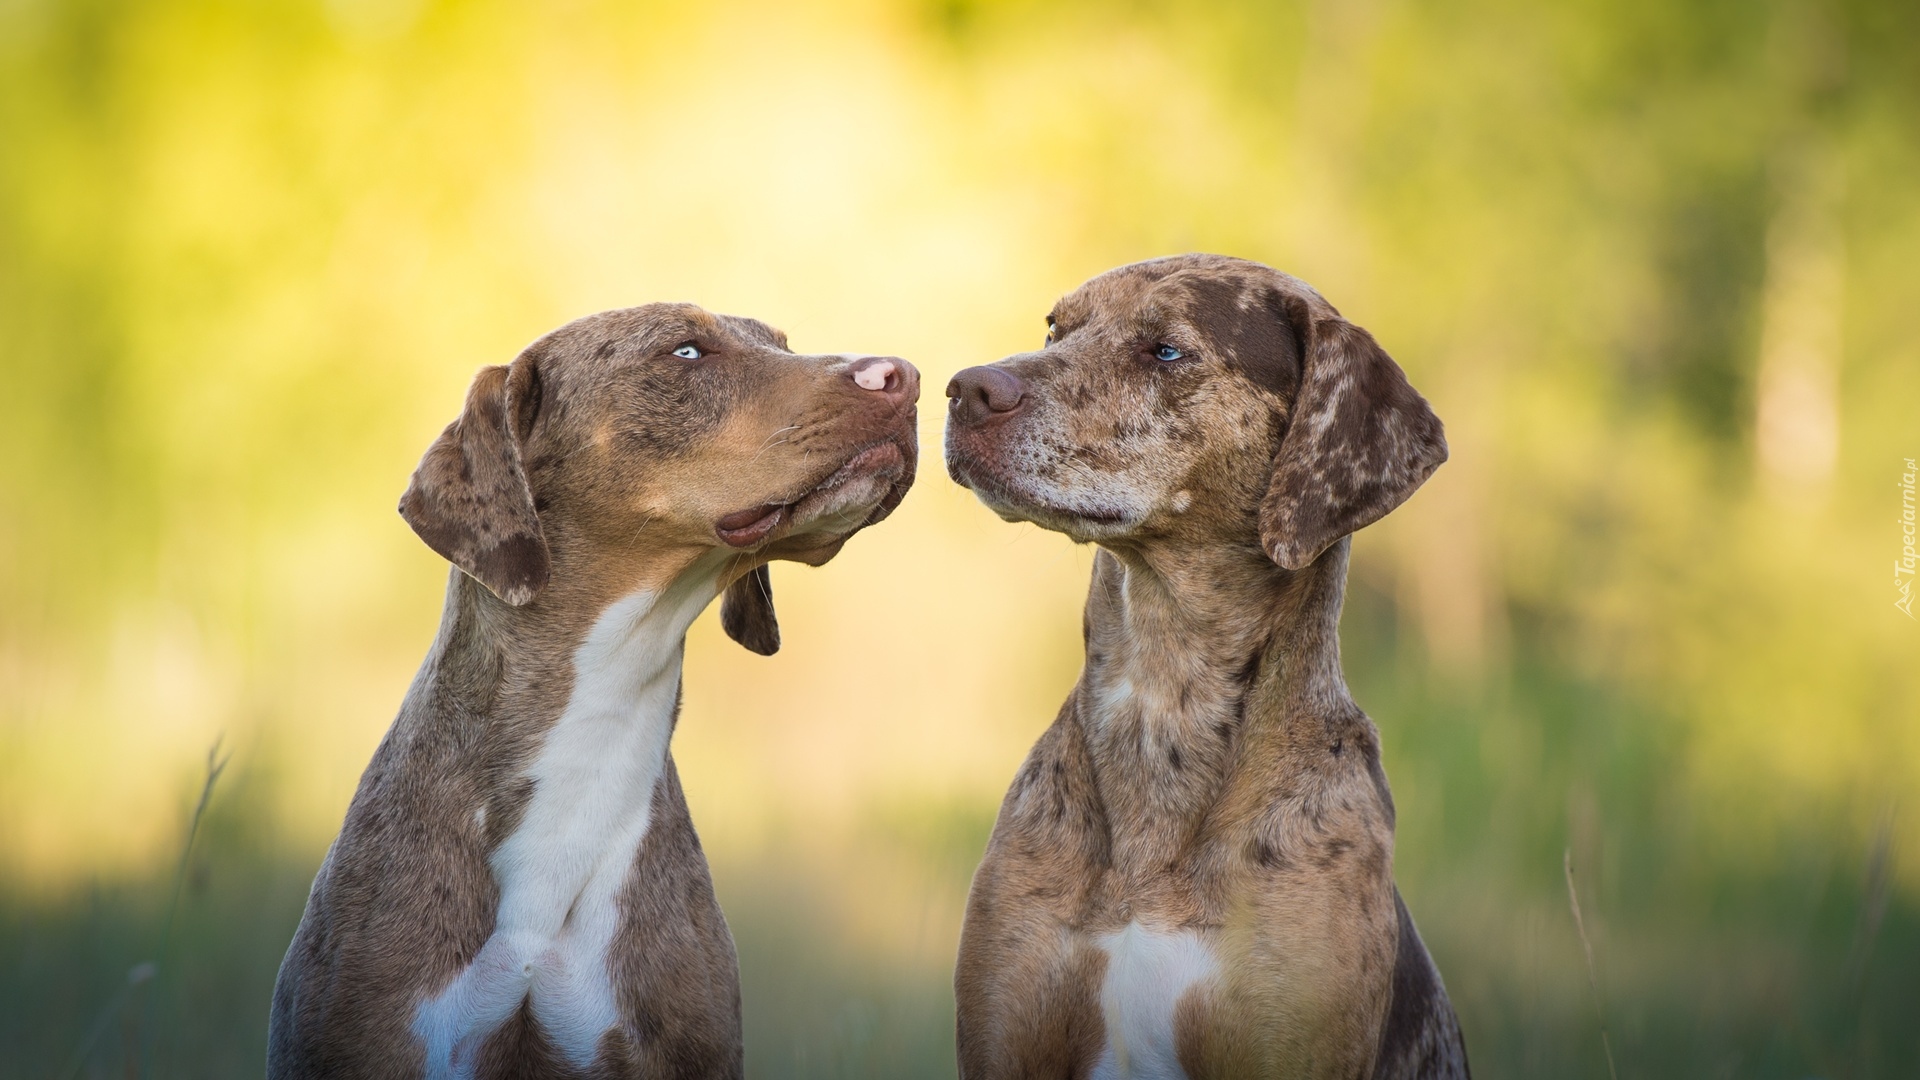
[[1565, 847, 1620, 1080]]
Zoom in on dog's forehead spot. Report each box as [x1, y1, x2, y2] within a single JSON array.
[[549, 307, 797, 376], [681, 308, 724, 334], [1052, 266, 1166, 331], [530, 303, 711, 369], [713, 313, 790, 352], [1120, 299, 1177, 342], [1048, 295, 1090, 334], [1057, 269, 1278, 360], [624, 307, 726, 354], [1075, 253, 1261, 302]]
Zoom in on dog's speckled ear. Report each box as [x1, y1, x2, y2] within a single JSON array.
[[399, 360, 551, 605], [1259, 311, 1447, 571], [721, 564, 780, 655]]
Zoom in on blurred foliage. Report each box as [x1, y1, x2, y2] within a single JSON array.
[[1, 0, 1916, 1075]]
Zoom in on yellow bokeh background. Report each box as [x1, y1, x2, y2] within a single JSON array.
[[2, 0, 1916, 1074]]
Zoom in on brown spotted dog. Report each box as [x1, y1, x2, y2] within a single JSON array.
[[268, 305, 918, 1080], [944, 255, 1467, 1080]]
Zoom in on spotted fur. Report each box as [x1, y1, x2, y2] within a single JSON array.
[[946, 256, 1466, 1079], [269, 304, 919, 1078]]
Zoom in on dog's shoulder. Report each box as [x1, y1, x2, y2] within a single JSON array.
[[1371, 888, 1470, 1080], [983, 695, 1109, 868]]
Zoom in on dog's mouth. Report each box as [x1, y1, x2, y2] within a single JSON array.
[[715, 439, 912, 549], [944, 444, 1133, 533]]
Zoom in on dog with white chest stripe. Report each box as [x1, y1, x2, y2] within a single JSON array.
[[946, 255, 1469, 1079], [268, 304, 918, 1079]]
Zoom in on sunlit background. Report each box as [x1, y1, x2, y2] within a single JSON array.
[[2, 0, 1916, 1076]]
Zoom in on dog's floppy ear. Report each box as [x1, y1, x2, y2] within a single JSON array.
[[399, 359, 551, 605], [1259, 300, 1447, 570], [721, 564, 780, 655]]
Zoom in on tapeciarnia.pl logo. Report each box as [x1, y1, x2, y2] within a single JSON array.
[[1898, 457, 1917, 619]]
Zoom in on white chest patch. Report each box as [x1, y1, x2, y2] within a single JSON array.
[[1091, 922, 1221, 1080], [412, 574, 719, 1079]]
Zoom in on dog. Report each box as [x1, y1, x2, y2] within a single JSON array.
[[944, 255, 1467, 1079], [268, 304, 919, 1079]]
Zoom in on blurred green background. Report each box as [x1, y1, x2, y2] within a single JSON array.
[[2, 0, 1916, 1076]]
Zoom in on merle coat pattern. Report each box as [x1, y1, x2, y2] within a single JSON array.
[[945, 255, 1467, 1080]]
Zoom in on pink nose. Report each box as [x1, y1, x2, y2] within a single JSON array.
[[847, 355, 920, 405]]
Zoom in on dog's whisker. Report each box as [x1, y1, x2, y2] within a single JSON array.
[[628, 512, 657, 545], [746, 424, 803, 465], [750, 435, 797, 465]]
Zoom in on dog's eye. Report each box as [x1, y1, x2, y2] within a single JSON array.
[[1045, 320, 1058, 347], [1153, 344, 1185, 362], [672, 343, 703, 360]]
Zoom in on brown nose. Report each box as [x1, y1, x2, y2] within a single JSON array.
[[848, 355, 919, 407], [947, 365, 1027, 425]]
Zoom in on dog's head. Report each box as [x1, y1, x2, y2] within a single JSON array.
[[400, 303, 919, 653], [944, 254, 1443, 568]]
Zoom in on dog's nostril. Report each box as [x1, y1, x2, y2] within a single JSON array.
[[849, 355, 917, 399], [947, 365, 1026, 422]]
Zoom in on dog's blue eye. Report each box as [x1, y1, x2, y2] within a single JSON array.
[[1153, 344, 1185, 362], [672, 344, 702, 359]]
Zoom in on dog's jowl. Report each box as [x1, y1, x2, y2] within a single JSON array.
[[268, 305, 918, 1080], [945, 255, 1468, 1080]]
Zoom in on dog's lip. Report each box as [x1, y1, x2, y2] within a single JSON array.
[[803, 441, 904, 498], [946, 449, 1130, 527], [714, 441, 907, 549], [714, 503, 789, 548]]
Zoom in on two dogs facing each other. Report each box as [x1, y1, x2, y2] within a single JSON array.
[[268, 254, 1469, 1080]]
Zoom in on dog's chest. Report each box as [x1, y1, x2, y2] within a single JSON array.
[[1085, 921, 1222, 1080], [413, 580, 717, 1079]]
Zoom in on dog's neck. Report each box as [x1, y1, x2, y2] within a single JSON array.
[[424, 545, 726, 722], [1077, 536, 1354, 878], [407, 548, 736, 1076]]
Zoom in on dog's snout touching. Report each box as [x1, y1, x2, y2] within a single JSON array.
[[946, 365, 1027, 425], [849, 355, 918, 406]]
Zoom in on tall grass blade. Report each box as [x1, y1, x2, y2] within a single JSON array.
[[56, 962, 155, 1080], [135, 737, 229, 1080], [1566, 848, 1620, 1080], [1837, 805, 1895, 1080]]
